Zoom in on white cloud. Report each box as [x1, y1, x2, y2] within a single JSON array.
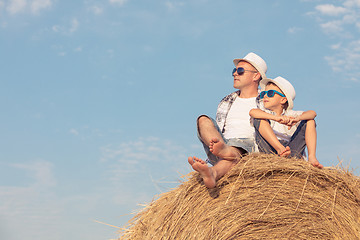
[[5, 0, 52, 15], [287, 27, 303, 34], [31, 0, 51, 14], [69, 18, 79, 33], [52, 18, 79, 35], [320, 20, 343, 34], [11, 160, 56, 187], [6, 0, 27, 15], [324, 40, 360, 82], [344, 0, 360, 8], [74, 46, 82, 52], [315, 4, 347, 16], [109, 0, 127, 6], [69, 128, 79, 135], [165, 1, 185, 11], [89, 5, 103, 15], [100, 137, 189, 181], [306, 1, 360, 80]]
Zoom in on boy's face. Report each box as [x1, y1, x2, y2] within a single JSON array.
[[263, 83, 288, 111]]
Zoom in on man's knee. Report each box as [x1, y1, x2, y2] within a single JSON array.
[[197, 115, 212, 127]]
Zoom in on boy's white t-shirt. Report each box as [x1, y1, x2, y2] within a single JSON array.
[[223, 96, 257, 139], [266, 109, 304, 142]]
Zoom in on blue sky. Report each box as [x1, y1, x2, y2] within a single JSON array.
[[0, 0, 359, 239]]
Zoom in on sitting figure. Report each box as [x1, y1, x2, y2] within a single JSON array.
[[249, 76, 323, 169]]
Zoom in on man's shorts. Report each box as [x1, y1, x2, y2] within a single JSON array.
[[197, 115, 257, 166]]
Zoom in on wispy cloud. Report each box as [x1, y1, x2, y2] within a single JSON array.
[[315, 4, 347, 16], [165, 1, 185, 11], [109, 0, 127, 6], [31, 0, 51, 14], [287, 26, 303, 34], [52, 17, 80, 35], [307, 0, 360, 81], [10, 160, 56, 187], [5, 0, 52, 15], [69, 18, 79, 32], [6, 0, 27, 15], [88, 5, 103, 15], [100, 137, 189, 181]]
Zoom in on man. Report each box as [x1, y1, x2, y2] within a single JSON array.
[[188, 52, 268, 188]]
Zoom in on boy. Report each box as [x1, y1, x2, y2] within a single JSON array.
[[249, 76, 323, 168]]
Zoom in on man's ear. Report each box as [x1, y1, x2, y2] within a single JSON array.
[[253, 72, 261, 82]]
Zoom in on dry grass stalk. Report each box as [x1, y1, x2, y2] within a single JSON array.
[[119, 153, 360, 240]]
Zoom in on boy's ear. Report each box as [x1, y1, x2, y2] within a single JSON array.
[[280, 97, 288, 105]]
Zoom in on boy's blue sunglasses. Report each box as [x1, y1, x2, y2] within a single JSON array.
[[232, 67, 258, 76], [260, 90, 286, 99]]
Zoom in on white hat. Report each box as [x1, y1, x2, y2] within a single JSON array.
[[233, 52, 267, 80], [261, 76, 296, 110]]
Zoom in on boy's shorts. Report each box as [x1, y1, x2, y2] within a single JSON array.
[[197, 115, 257, 166]]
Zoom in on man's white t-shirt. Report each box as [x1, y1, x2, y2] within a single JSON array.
[[223, 97, 257, 139]]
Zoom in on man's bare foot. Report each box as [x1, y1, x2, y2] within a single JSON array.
[[188, 156, 216, 188], [308, 155, 323, 169], [278, 146, 291, 157], [209, 138, 239, 161]]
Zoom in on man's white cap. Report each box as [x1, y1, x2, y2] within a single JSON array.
[[233, 52, 267, 81], [261, 76, 296, 110]]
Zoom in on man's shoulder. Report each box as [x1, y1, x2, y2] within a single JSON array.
[[220, 90, 240, 103]]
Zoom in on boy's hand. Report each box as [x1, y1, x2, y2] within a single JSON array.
[[276, 116, 292, 125], [286, 117, 301, 129]]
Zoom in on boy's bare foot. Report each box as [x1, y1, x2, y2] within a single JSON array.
[[308, 155, 323, 169], [209, 138, 239, 161], [278, 146, 291, 157], [188, 156, 216, 188]]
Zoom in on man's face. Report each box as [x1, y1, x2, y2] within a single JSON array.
[[233, 61, 258, 90]]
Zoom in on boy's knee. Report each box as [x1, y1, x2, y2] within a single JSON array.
[[253, 118, 270, 130], [253, 118, 261, 129]]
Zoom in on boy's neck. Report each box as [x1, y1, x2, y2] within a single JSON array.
[[269, 106, 285, 116]]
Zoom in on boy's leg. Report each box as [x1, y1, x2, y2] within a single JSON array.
[[287, 120, 323, 168], [253, 119, 291, 156], [305, 120, 323, 168]]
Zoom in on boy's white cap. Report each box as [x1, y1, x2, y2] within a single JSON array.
[[233, 52, 267, 80], [261, 76, 296, 110]]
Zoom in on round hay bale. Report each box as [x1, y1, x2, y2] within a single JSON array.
[[119, 154, 360, 240]]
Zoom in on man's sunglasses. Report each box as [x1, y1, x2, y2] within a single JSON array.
[[232, 67, 258, 76], [259, 90, 286, 99]]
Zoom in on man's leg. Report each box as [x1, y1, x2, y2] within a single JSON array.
[[188, 156, 240, 188], [197, 115, 240, 162]]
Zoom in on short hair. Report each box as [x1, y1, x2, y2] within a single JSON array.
[[266, 82, 288, 110]]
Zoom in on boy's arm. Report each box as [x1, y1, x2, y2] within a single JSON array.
[[297, 110, 317, 120], [249, 108, 279, 121], [287, 110, 317, 128]]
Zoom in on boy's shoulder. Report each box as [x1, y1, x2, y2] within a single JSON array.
[[284, 109, 304, 116]]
